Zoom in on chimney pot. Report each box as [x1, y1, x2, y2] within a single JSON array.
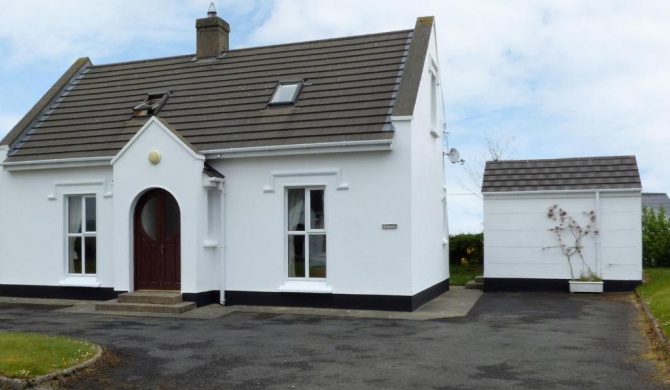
[[196, 5, 230, 59], [207, 2, 217, 17]]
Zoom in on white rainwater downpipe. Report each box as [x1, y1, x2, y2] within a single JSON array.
[[595, 191, 602, 278], [219, 183, 226, 305]]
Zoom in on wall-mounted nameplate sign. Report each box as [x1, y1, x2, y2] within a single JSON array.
[[382, 224, 398, 230]]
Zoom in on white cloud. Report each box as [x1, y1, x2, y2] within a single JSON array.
[[0, 1, 204, 69], [245, 0, 439, 46], [0, 1, 273, 69]]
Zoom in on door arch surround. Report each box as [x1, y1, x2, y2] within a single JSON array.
[[134, 188, 181, 290]]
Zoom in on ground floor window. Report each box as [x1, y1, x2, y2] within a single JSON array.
[[67, 195, 97, 274], [287, 188, 326, 278]]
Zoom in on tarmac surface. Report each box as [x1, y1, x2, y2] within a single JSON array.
[[0, 289, 666, 389]]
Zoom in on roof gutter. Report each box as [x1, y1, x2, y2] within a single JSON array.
[[203, 139, 393, 159], [1, 139, 394, 169], [1, 156, 112, 171], [482, 188, 642, 196]]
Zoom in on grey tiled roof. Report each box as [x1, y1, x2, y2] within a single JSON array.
[[2, 17, 435, 162], [482, 156, 642, 193], [642, 193, 670, 212]]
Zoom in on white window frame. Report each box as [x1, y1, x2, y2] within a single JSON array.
[[268, 171, 338, 293], [428, 57, 440, 138], [286, 187, 327, 281], [65, 194, 97, 276], [269, 81, 303, 105], [47, 180, 105, 287]]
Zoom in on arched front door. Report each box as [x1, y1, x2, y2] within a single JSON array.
[[134, 189, 181, 290]]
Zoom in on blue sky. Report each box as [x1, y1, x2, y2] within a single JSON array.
[[1, 0, 669, 233]]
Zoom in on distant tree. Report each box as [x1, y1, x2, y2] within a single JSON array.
[[449, 233, 483, 266], [460, 130, 516, 199], [642, 206, 670, 267]]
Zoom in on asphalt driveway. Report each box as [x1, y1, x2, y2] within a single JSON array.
[[0, 292, 665, 389]]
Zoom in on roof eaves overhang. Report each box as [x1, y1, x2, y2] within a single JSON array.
[[482, 188, 643, 196], [1, 138, 393, 170], [203, 139, 393, 159], [1, 156, 112, 171]]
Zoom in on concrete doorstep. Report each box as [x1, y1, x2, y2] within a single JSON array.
[[465, 275, 484, 290], [94, 291, 196, 314]]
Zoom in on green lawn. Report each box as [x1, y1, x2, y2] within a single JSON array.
[[637, 268, 670, 336], [450, 264, 483, 286], [0, 332, 98, 379]]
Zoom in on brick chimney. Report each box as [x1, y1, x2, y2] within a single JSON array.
[[195, 3, 230, 59]]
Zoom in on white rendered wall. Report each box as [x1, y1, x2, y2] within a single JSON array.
[[213, 137, 415, 296], [0, 163, 114, 287], [483, 192, 642, 281], [111, 119, 219, 294], [406, 24, 450, 294], [598, 194, 642, 279]]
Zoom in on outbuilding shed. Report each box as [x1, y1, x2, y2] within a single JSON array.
[[642, 193, 670, 214], [482, 156, 642, 292]]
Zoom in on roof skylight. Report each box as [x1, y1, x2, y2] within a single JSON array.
[[133, 92, 169, 117], [269, 81, 302, 105]]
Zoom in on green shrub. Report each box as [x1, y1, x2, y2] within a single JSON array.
[[449, 233, 484, 266], [642, 206, 670, 267]]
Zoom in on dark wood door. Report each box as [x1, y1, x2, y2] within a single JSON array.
[[134, 189, 181, 290]]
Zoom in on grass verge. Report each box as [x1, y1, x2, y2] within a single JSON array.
[[450, 264, 483, 286], [0, 332, 98, 379], [637, 268, 670, 337]]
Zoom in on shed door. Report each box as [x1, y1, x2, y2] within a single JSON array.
[[134, 189, 181, 290]]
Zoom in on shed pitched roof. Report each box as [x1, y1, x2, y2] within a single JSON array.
[[2, 17, 435, 163], [481, 156, 642, 193]]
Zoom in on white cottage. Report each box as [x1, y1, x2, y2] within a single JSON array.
[[0, 12, 449, 311], [482, 156, 643, 292]]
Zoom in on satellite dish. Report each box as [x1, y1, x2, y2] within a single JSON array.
[[448, 148, 461, 164]]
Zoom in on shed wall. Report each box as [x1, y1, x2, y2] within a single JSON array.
[[483, 192, 641, 282]]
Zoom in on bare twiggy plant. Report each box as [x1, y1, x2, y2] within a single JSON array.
[[544, 205, 600, 280]]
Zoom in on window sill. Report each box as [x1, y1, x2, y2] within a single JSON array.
[[279, 280, 332, 294], [59, 276, 100, 288]]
